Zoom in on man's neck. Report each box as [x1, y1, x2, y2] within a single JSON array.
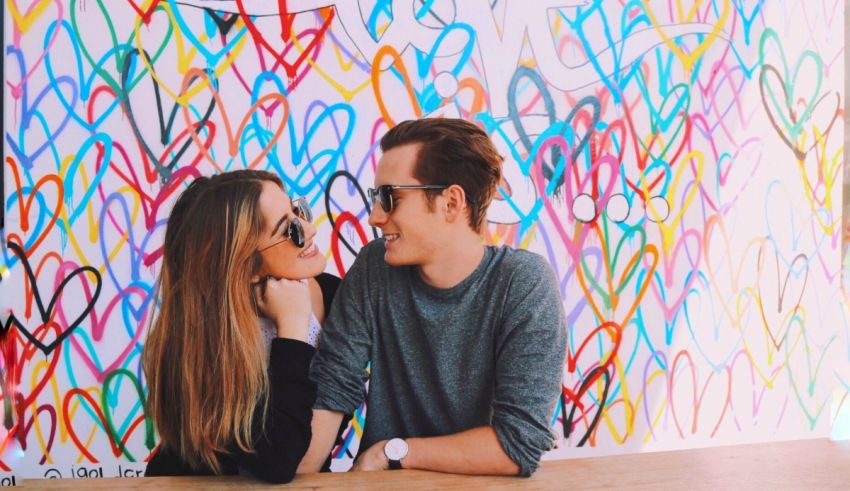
[[417, 233, 486, 289]]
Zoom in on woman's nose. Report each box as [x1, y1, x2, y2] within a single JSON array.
[[302, 215, 318, 240]]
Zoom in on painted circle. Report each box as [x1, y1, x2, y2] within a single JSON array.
[[605, 193, 630, 222], [434, 71, 460, 98], [572, 193, 597, 222], [646, 196, 670, 223]]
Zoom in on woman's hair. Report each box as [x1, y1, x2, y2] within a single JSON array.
[[143, 169, 283, 473]]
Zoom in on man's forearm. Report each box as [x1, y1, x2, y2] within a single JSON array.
[[403, 426, 520, 475], [296, 409, 344, 474]]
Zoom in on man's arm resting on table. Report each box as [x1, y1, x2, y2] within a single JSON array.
[[353, 426, 521, 475], [296, 409, 344, 473]]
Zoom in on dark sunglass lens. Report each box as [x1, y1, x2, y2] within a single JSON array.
[[288, 218, 305, 248], [379, 186, 394, 212]]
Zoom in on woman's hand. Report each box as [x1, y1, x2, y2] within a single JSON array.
[[253, 277, 312, 341]]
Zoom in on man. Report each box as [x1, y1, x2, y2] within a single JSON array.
[[300, 118, 566, 476]]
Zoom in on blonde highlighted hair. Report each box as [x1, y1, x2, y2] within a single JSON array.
[[143, 170, 283, 473]]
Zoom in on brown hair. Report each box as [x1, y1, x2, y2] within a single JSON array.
[[143, 170, 282, 473], [380, 118, 503, 232]]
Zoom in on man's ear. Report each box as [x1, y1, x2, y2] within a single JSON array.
[[443, 184, 467, 224]]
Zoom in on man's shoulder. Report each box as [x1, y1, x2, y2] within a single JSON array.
[[486, 247, 559, 301], [357, 239, 387, 262], [489, 246, 554, 276], [345, 239, 389, 275]]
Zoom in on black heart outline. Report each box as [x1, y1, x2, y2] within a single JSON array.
[[562, 365, 612, 447], [120, 48, 217, 182], [2, 241, 102, 355], [508, 66, 600, 196], [324, 170, 379, 257], [204, 8, 240, 36]]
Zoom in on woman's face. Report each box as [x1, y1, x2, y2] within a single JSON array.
[[255, 181, 326, 280]]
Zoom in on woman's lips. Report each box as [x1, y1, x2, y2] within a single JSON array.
[[298, 243, 318, 258]]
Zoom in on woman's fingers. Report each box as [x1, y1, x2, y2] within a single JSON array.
[[252, 276, 271, 310]]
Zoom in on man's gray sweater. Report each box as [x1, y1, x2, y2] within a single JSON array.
[[310, 239, 566, 476]]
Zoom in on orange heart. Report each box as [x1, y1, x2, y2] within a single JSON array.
[[181, 68, 289, 170], [6, 156, 63, 256]]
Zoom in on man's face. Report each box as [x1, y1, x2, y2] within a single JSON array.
[[368, 143, 446, 267]]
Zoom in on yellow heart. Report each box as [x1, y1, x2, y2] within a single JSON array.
[[601, 358, 638, 444], [798, 128, 842, 235], [31, 360, 64, 458], [58, 153, 143, 275], [642, 0, 731, 72], [643, 150, 705, 253], [8, 0, 53, 34], [295, 31, 372, 102]]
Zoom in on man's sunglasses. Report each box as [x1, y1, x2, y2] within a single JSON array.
[[259, 196, 312, 252], [367, 184, 448, 213]]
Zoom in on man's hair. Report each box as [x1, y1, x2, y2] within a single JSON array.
[[380, 118, 503, 233]]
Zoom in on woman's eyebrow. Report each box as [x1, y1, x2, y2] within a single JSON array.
[[270, 213, 292, 237]]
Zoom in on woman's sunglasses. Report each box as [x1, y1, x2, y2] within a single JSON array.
[[259, 197, 312, 251], [367, 184, 448, 213]]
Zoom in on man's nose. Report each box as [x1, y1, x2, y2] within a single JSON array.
[[368, 202, 388, 227]]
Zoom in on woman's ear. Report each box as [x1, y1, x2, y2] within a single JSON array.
[[251, 252, 265, 281]]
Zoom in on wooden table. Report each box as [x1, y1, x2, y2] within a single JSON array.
[[24, 438, 850, 489]]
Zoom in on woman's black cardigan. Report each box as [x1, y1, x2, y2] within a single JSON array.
[[145, 273, 340, 483]]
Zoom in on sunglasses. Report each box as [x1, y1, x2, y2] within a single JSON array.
[[259, 196, 313, 252], [367, 184, 448, 213]]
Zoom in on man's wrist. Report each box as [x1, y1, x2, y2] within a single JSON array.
[[383, 438, 409, 470]]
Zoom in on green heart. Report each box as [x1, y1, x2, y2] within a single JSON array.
[[102, 368, 155, 461], [580, 224, 648, 311], [634, 72, 691, 164], [784, 317, 834, 429], [758, 28, 824, 142], [70, 0, 173, 95]]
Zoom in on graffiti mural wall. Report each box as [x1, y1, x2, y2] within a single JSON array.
[[1, 0, 846, 480]]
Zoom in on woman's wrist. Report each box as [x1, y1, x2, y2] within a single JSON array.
[[274, 317, 310, 342]]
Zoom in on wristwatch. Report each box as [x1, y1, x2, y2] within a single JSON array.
[[383, 438, 409, 470]]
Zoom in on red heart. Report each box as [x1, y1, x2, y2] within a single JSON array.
[[62, 388, 123, 462], [124, 0, 161, 24], [237, 1, 334, 82], [561, 321, 621, 445]]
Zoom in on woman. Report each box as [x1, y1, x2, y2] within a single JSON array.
[[143, 170, 339, 483]]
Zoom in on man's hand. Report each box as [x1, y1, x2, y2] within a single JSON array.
[[350, 440, 389, 472]]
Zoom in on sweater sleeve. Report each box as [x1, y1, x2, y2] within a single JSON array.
[[235, 338, 317, 484], [309, 243, 376, 414], [491, 252, 567, 477]]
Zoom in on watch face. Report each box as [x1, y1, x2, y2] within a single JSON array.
[[384, 438, 409, 461]]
